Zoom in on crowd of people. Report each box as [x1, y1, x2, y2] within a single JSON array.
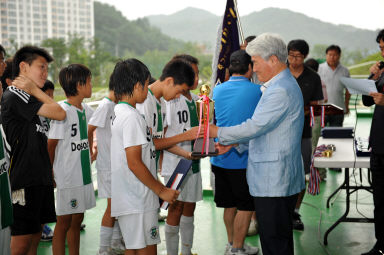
[[0, 29, 383, 255]]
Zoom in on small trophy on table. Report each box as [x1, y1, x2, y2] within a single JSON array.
[[192, 84, 218, 157]]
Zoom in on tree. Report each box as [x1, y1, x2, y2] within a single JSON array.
[[42, 38, 67, 83]]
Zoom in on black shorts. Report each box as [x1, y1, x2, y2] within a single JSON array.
[[11, 185, 56, 236], [211, 165, 254, 211]]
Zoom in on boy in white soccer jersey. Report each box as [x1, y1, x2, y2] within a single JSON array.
[[162, 54, 203, 255], [136, 59, 198, 170], [88, 87, 124, 255], [110, 58, 179, 255], [48, 64, 95, 255]]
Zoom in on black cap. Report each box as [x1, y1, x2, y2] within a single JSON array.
[[230, 50, 251, 66]]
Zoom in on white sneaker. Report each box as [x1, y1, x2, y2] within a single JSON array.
[[111, 239, 125, 255], [243, 244, 259, 255], [227, 249, 247, 255], [96, 248, 116, 255], [224, 243, 232, 255], [247, 220, 258, 236]]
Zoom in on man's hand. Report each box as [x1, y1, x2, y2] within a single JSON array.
[[369, 62, 384, 80], [158, 187, 180, 204], [12, 75, 37, 95], [370, 92, 384, 106], [215, 143, 235, 155]]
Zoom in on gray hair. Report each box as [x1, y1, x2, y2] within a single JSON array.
[[245, 33, 287, 63]]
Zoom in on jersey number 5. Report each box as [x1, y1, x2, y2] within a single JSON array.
[[71, 124, 77, 137]]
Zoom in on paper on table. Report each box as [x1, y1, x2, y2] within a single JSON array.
[[340, 77, 377, 95]]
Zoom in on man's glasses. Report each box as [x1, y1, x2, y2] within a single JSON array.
[[288, 54, 304, 60]]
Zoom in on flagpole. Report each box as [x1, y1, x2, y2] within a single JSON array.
[[233, 0, 245, 44]]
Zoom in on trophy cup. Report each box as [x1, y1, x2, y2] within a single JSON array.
[[192, 84, 218, 156]]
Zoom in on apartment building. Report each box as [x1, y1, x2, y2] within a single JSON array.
[[0, 0, 94, 48]]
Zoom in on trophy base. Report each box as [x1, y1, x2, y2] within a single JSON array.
[[192, 138, 218, 157]]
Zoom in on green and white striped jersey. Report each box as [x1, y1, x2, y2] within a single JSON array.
[[162, 94, 200, 176], [137, 89, 166, 169], [48, 101, 94, 189]]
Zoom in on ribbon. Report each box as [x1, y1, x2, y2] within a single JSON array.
[[195, 95, 210, 155], [321, 106, 325, 128], [307, 144, 329, 195], [309, 106, 315, 127]]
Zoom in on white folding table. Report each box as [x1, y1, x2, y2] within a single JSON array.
[[314, 137, 372, 245]]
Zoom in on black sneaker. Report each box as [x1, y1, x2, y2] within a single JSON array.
[[293, 212, 304, 231], [80, 224, 86, 231]]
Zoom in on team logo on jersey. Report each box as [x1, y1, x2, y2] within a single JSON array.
[[149, 226, 159, 239], [0, 159, 8, 175], [71, 140, 89, 152], [70, 199, 78, 209], [36, 124, 46, 134]]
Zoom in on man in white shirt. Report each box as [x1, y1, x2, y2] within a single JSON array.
[[318, 45, 350, 127]]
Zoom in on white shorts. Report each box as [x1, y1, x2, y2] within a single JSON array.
[[97, 170, 111, 198], [56, 183, 96, 216], [0, 227, 10, 255], [164, 170, 203, 203], [118, 210, 160, 250]]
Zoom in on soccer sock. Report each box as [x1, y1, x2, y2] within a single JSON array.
[[165, 222, 180, 255], [111, 221, 122, 246], [99, 226, 113, 252], [294, 208, 300, 214], [180, 215, 194, 255]]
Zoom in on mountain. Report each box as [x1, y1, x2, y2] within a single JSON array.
[[94, 1, 185, 56], [147, 7, 378, 52]]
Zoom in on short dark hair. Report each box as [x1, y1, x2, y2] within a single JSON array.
[[325, 45, 341, 55], [245, 35, 256, 43], [0, 44, 6, 57], [42, 79, 55, 92], [159, 59, 195, 87], [149, 76, 157, 85], [110, 58, 150, 101], [12, 45, 53, 79], [287, 39, 309, 57], [229, 50, 252, 76], [1, 59, 13, 91], [304, 58, 319, 72], [172, 54, 199, 65], [376, 29, 384, 43], [59, 64, 91, 97]]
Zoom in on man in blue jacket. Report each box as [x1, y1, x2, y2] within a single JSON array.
[[211, 49, 262, 255], [210, 33, 305, 255]]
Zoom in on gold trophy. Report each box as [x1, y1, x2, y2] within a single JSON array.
[[192, 84, 218, 156]]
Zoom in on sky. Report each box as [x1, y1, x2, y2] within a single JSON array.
[[98, 0, 384, 31]]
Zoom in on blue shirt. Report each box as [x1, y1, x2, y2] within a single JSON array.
[[210, 76, 262, 169]]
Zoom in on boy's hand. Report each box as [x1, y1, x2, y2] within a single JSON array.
[[209, 124, 219, 138], [158, 187, 180, 204], [12, 75, 37, 95], [184, 126, 203, 141]]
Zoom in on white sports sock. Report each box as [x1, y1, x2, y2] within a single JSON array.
[[112, 220, 122, 241], [99, 226, 113, 251], [294, 208, 300, 214], [165, 222, 180, 255], [180, 215, 194, 255]]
